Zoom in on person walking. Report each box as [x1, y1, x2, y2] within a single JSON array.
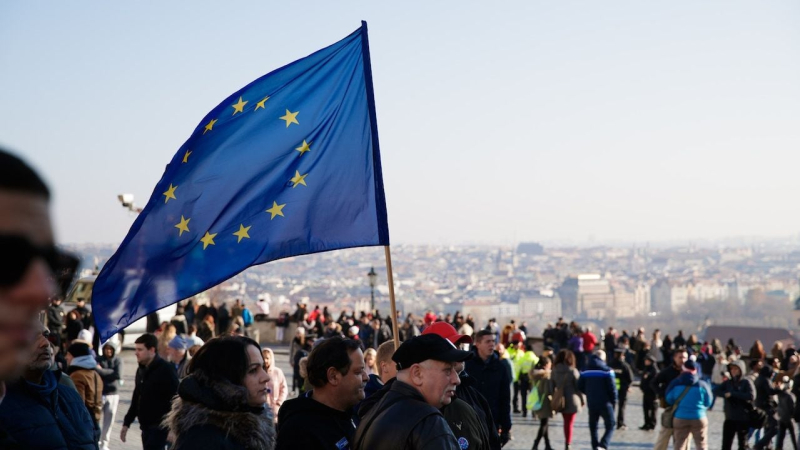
[[509, 331, 538, 418], [714, 359, 756, 450], [772, 377, 797, 450], [163, 336, 275, 449], [531, 356, 555, 450], [121, 333, 179, 450], [610, 348, 634, 430], [665, 360, 713, 450], [96, 342, 123, 450], [640, 355, 659, 430], [552, 349, 584, 449], [578, 350, 617, 450]]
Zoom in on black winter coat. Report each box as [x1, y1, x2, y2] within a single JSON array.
[[0, 370, 97, 450], [457, 372, 501, 450], [754, 366, 779, 411], [639, 364, 658, 397], [163, 371, 275, 450], [354, 380, 459, 450], [276, 391, 357, 450], [464, 352, 512, 432], [713, 372, 756, 422], [610, 357, 634, 392], [651, 364, 682, 400], [47, 304, 65, 333], [123, 355, 178, 429]]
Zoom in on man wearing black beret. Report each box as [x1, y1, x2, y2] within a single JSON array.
[[354, 334, 472, 450]]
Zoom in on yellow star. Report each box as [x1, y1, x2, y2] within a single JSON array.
[[182, 150, 192, 163], [290, 170, 308, 188], [174, 215, 190, 236], [203, 119, 217, 134], [163, 184, 177, 203], [231, 96, 248, 115], [254, 96, 270, 111], [200, 231, 217, 250], [279, 109, 299, 127], [233, 224, 251, 243], [295, 140, 311, 156], [265, 201, 286, 220]]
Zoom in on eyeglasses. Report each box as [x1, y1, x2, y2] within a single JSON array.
[[0, 235, 80, 297]]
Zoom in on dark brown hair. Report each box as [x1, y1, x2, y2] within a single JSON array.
[[554, 349, 576, 368]]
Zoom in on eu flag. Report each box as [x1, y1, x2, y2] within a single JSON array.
[[93, 22, 389, 341]]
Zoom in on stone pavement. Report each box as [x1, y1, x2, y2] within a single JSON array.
[[110, 347, 727, 449]]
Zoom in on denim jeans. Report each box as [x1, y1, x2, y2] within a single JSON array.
[[589, 403, 616, 449]]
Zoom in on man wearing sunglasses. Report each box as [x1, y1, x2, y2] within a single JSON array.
[[0, 149, 78, 398]]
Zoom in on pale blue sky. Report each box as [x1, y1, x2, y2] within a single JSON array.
[[2, 2, 799, 246]]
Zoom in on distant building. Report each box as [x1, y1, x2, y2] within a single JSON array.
[[517, 242, 544, 256], [575, 274, 614, 320], [651, 278, 688, 313]]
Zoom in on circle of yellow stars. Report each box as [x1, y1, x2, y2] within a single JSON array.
[[166, 92, 316, 251]]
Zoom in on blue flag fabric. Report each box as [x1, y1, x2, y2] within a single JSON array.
[[93, 22, 389, 341]]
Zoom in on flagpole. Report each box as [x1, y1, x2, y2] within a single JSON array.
[[384, 246, 400, 348]]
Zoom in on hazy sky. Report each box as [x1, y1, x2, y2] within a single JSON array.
[[2, 2, 799, 246]]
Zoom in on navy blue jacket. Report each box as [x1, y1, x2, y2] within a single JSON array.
[[464, 351, 512, 432], [577, 356, 617, 410], [0, 370, 97, 450], [364, 373, 384, 400]]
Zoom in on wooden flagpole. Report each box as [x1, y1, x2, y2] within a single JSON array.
[[385, 246, 400, 348]]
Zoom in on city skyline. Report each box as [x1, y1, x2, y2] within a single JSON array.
[[2, 2, 799, 245]]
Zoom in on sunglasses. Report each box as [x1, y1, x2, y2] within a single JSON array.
[[0, 235, 80, 297]]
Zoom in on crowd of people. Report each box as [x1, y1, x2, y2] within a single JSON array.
[[2, 147, 800, 450]]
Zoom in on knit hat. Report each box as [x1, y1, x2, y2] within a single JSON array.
[[683, 360, 698, 373], [67, 342, 92, 357], [168, 335, 187, 351]]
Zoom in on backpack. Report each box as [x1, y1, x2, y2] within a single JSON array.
[[527, 383, 543, 411]]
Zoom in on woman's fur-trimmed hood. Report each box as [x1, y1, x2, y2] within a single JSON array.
[[163, 371, 275, 449]]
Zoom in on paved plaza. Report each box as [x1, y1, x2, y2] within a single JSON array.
[[110, 347, 727, 449]]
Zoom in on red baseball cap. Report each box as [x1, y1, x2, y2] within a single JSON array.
[[422, 321, 473, 345]]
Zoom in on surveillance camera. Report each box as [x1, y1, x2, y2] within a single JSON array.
[[118, 193, 134, 207]]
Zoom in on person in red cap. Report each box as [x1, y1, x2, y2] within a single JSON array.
[[422, 322, 473, 348]]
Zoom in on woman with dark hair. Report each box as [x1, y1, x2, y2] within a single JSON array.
[[531, 356, 555, 450], [163, 336, 275, 450], [551, 349, 584, 449]]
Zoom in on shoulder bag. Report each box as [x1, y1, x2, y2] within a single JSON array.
[[661, 386, 691, 429]]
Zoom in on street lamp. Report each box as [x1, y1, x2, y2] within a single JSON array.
[[368, 266, 377, 313], [117, 193, 142, 213]]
